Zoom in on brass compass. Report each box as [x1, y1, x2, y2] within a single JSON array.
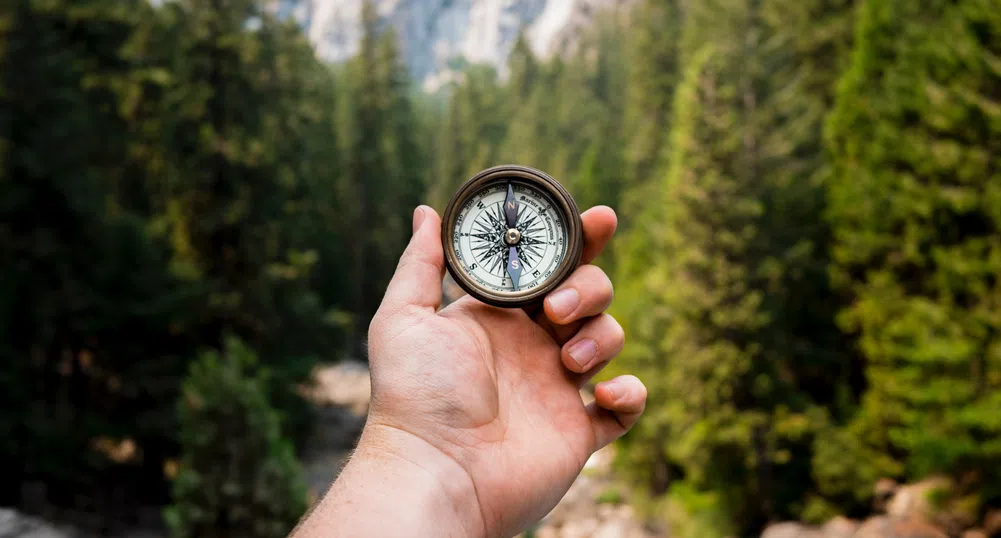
[[441, 165, 584, 308]]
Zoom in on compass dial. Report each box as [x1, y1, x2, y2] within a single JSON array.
[[442, 165, 583, 308], [452, 182, 569, 293]]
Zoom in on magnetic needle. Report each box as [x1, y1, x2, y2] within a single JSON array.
[[441, 165, 584, 308]]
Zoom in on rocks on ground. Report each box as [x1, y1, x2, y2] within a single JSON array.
[[301, 360, 371, 496], [760, 518, 861, 538], [762, 475, 1000, 538], [983, 508, 1001, 537], [519, 444, 663, 538], [0, 509, 73, 538]]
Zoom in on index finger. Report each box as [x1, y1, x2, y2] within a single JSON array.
[[521, 205, 617, 321], [579, 206, 617, 265]]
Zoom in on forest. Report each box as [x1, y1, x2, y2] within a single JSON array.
[[1, 0, 1000, 537]]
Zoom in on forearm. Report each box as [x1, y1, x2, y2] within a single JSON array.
[[291, 424, 485, 538]]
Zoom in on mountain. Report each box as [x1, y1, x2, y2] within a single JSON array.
[[272, 0, 630, 90]]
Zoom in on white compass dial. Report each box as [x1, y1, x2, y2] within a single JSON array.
[[452, 181, 569, 294]]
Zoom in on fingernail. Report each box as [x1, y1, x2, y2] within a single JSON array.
[[412, 206, 426, 235], [547, 288, 580, 319], [602, 380, 624, 402], [567, 338, 597, 369]]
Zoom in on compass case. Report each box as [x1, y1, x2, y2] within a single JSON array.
[[441, 165, 584, 308]]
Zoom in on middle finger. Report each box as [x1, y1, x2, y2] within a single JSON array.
[[536, 264, 614, 344]]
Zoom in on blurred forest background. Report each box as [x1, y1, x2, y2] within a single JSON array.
[[2, 0, 1000, 537]]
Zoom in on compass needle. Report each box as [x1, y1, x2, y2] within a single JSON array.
[[506, 246, 522, 291], [504, 183, 519, 228]]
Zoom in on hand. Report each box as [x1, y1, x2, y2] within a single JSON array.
[[294, 205, 647, 538]]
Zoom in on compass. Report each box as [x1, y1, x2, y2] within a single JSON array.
[[441, 165, 584, 308]]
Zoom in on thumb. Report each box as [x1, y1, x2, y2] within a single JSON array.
[[379, 205, 446, 313]]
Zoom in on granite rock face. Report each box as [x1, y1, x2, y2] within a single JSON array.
[[272, 0, 631, 89]]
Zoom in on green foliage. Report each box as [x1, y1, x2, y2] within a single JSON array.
[[430, 64, 507, 209], [663, 481, 737, 538], [338, 2, 424, 325], [0, 0, 201, 502], [0, 0, 412, 516], [811, 416, 900, 505], [610, 0, 858, 534], [826, 0, 1001, 495], [621, 0, 680, 196], [595, 487, 625, 505], [164, 337, 308, 538], [7, 0, 1001, 533]]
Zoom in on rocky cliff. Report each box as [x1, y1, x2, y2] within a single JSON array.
[[272, 0, 630, 89]]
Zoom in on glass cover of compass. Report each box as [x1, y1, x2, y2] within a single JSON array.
[[441, 165, 583, 308]]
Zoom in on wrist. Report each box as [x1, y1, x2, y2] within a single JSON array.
[[357, 422, 486, 537], [295, 422, 486, 538]]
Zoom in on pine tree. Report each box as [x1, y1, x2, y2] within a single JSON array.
[[826, 0, 1001, 498], [561, 16, 627, 215], [621, 0, 681, 207], [339, 1, 425, 333], [500, 40, 557, 170], [0, 0, 347, 519], [157, 0, 337, 442], [430, 65, 507, 209], [611, 0, 857, 532], [0, 0, 195, 507], [164, 337, 308, 538]]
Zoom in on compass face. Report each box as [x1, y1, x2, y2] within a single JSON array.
[[442, 165, 583, 307], [452, 181, 568, 293]]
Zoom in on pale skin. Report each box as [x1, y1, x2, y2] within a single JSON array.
[[291, 205, 648, 538]]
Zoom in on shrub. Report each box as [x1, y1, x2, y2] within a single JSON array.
[[164, 337, 309, 538]]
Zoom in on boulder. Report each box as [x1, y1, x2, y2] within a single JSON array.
[[886, 477, 952, 522], [822, 516, 860, 538], [853, 516, 948, 538], [307, 360, 372, 415], [760, 522, 824, 538], [559, 517, 601, 538], [874, 478, 900, 513], [534, 527, 560, 538], [984, 508, 1001, 537], [592, 518, 648, 538], [0, 509, 74, 538]]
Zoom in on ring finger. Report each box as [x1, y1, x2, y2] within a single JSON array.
[[561, 313, 625, 382], [538, 264, 614, 344]]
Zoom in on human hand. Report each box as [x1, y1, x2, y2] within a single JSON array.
[[294, 205, 647, 538]]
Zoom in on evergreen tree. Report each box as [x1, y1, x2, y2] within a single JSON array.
[[339, 1, 424, 332], [611, 0, 857, 533], [506, 33, 539, 106], [429, 65, 507, 209], [157, 0, 338, 442], [0, 0, 347, 513], [0, 0, 195, 507], [561, 16, 627, 215], [621, 0, 681, 210], [500, 40, 557, 170], [826, 0, 1001, 500], [164, 337, 308, 538]]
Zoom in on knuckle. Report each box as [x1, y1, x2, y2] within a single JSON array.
[[607, 315, 626, 347], [368, 312, 388, 340], [576, 264, 614, 305], [594, 314, 625, 354], [584, 264, 613, 292], [601, 272, 615, 300], [637, 382, 649, 402]]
